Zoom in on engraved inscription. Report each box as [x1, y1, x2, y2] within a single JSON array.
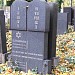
[[12, 39, 28, 49], [16, 7, 20, 28], [16, 31, 21, 39], [34, 7, 39, 29], [12, 54, 43, 61]]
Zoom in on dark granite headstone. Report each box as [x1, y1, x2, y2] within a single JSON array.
[[27, 32, 49, 73], [10, 0, 28, 30], [63, 7, 73, 25], [48, 2, 58, 59], [11, 0, 58, 74], [0, 10, 7, 54], [0, 10, 7, 63], [27, 32, 48, 60], [11, 30, 51, 73], [27, 0, 50, 32], [57, 13, 68, 35]]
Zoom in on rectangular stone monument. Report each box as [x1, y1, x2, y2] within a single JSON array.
[[0, 10, 7, 63], [27, 0, 50, 32], [10, 0, 28, 30], [11, 30, 50, 73], [27, 32, 48, 59], [27, 32, 50, 73], [63, 7, 73, 25], [57, 13, 68, 35], [10, 0, 58, 74], [48, 2, 58, 59], [0, 10, 7, 53]]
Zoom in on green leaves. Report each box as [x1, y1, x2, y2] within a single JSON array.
[[56, 0, 63, 12]]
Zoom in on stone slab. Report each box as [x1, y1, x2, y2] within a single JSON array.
[[0, 11, 7, 53], [27, 0, 50, 32], [57, 13, 68, 35], [10, 0, 28, 30], [0, 53, 9, 64], [11, 30, 49, 73], [48, 2, 58, 59]]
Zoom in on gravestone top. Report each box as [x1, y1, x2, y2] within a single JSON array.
[[58, 13, 68, 20], [10, 0, 28, 30], [57, 13, 68, 35], [27, 0, 50, 32]]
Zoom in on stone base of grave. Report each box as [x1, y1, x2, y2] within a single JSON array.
[[0, 53, 10, 64], [52, 57, 59, 67]]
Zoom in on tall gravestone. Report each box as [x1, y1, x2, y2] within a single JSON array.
[[48, 2, 58, 59], [11, 0, 58, 74], [11, 0, 51, 74], [0, 10, 7, 63], [57, 13, 68, 35], [27, 0, 52, 74], [10, 0, 28, 71]]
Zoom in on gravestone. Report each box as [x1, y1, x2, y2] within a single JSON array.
[[63, 7, 73, 25], [0, 10, 7, 63], [48, 2, 58, 59], [57, 13, 68, 35], [27, 0, 50, 32], [0, 10, 7, 53], [10, 0, 58, 74], [11, 31, 51, 73], [10, 0, 28, 30]]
